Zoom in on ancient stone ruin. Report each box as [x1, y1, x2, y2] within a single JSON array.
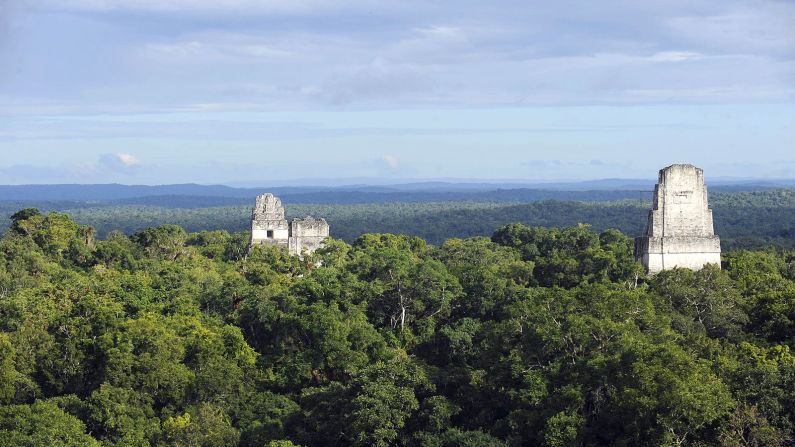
[[634, 164, 721, 274], [250, 193, 329, 257]]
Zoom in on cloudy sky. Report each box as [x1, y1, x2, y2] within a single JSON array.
[[0, 0, 793, 184]]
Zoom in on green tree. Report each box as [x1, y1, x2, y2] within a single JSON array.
[[349, 234, 460, 342], [0, 400, 100, 447], [603, 339, 734, 446], [651, 265, 748, 339], [130, 224, 188, 261], [0, 334, 16, 403], [346, 355, 430, 447], [85, 384, 161, 447], [8, 208, 41, 236], [719, 403, 788, 447], [102, 314, 194, 409], [161, 403, 240, 447]]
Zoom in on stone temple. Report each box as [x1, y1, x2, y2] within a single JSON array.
[[250, 193, 330, 257], [634, 164, 721, 274]]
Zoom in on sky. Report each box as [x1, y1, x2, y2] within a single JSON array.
[[0, 0, 793, 185]]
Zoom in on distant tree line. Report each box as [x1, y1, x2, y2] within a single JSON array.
[[1, 188, 794, 250]]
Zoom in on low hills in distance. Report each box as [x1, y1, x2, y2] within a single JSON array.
[[2, 180, 795, 250], [4, 177, 795, 202]]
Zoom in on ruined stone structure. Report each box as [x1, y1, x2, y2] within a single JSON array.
[[250, 193, 329, 257], [634, 164, 721, 274]]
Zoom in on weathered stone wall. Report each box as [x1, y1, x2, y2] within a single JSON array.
[[250, 193, 290, 247], [635, 164, 721, 274], [250, 193, 329, 257], [635, 236, 721, 273], [648, 165, 715, 237], [252, 193, 285, 221], [289, 216, 330, 256]]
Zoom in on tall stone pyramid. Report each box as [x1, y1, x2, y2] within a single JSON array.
[[634, 164, 721, 274]]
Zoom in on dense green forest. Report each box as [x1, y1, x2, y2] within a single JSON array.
[[1, 208, 795, 446], [3, 188, 794, 250]]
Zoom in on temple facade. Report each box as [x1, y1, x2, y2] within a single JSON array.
[[250, 193, 329, 257], [634, 164, 721, 274]]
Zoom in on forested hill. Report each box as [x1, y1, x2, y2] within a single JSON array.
[[0, 185, 653, 205], [3, 188, 794, 250], [2, 181, 793, 204], [1, 209, 795, 446]]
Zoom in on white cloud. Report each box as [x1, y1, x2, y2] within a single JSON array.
[[623, 86, 793, 101], [117, 153, 140, 166], [317, 58, 431, 105], [3, 0, 792, 114], [145, 41, 203, 57], [667, 5, 795, 55], [98, 153, 141, 172], [381, 154, 399, 169], [27, 0, 391, 15], [649, 51, 703, 62], [414, 26, 464, 39], [143, 37, 292, 62]]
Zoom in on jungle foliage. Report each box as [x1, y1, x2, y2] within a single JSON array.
[[1, 208, 795, 446]]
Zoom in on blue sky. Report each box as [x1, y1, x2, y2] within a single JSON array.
[[0, 0, 793, 185]]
